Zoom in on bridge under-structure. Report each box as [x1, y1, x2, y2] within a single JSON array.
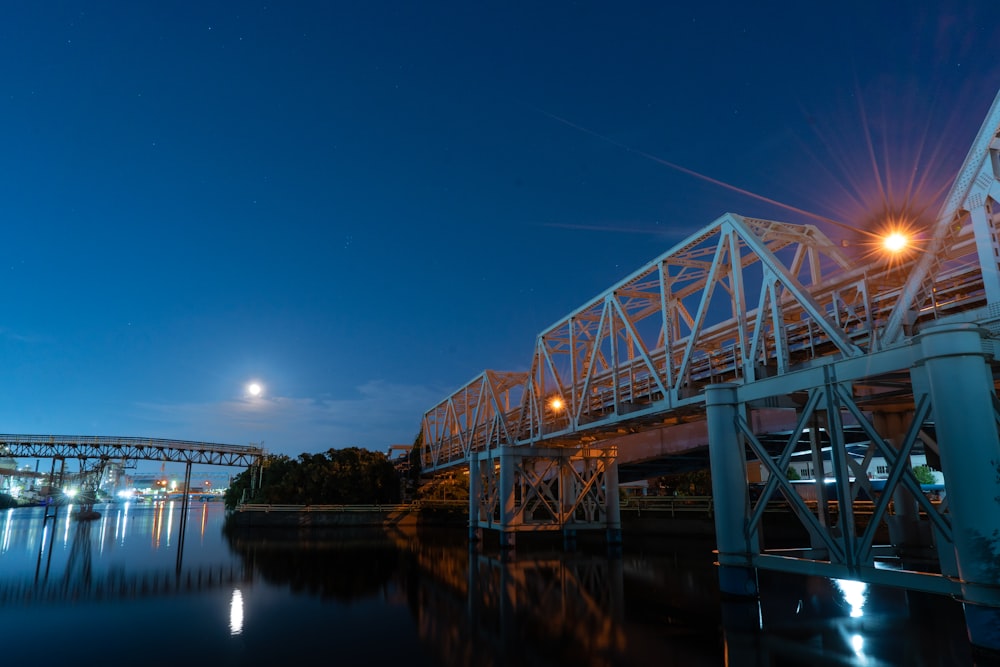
[[421, 87, 1000, 652]]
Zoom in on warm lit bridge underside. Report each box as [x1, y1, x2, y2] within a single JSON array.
[[0, 435, 264, 467]]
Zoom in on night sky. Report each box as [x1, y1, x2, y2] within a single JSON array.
[[2, 2, 999, 462]]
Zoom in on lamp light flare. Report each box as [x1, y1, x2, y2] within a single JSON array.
[[882, 231, 909, 253], [549, 397, 564, 411]]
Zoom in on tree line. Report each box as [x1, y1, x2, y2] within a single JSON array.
[[224, 447, 401, 509]]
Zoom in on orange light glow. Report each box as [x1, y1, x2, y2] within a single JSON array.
[[549, 397, 564, 411], [882, 232, 909, 253]]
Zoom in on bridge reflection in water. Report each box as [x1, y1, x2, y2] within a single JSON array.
[[0, 505, 976, 665], [382, 528, 973, 667], [0, 503, 251, 606]]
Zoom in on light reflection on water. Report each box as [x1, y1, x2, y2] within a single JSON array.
[[834, 578, 869, 618], [0, 506, 981, 665], [230, 588, 245, 635]]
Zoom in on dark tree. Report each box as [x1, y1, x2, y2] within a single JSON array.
[[224, 448, 401, 509]]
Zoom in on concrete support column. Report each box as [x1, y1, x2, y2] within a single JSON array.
[[560, 458, 577, 550], [498, 450, 517, 552], [917, 322, 1000, 653], [604, 458, 622, 547], [705, 383, 757, 597], [468, 454, 481, 544]]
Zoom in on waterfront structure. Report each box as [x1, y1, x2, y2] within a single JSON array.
[[421, 88, 1000, 652]]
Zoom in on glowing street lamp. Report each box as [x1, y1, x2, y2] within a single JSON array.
[[882, 231, 909, 254], [548, 396, 565, 412]]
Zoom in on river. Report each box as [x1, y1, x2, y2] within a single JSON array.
[[0, 501, 985, 665]]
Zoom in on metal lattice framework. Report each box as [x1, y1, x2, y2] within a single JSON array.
[[423, 87, 1000, 474], [470, 448, 617, 532], [738, 372, 958, 594], [423, 371, 527, 469], [0, 435, 264, 467]]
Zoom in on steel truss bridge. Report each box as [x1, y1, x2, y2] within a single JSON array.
[[0, 435, 263, 508], [0, 435, 263, 467], [421, 87, 1000, 652]]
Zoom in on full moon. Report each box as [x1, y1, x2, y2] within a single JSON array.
[[247, 383, 262, 397]]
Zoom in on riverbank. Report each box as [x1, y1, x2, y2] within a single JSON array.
[[226, 496, 841, 547], [226, 498, 740, 539], [226, 501, 467, 528]]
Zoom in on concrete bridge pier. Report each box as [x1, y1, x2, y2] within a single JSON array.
[[916, 322, 1000, 654], [604, 458, 622, 548], [498, 449, 517, 552], [561, 461, 577, 550], [706, 383, 758, 598], [467, 453, 483, 545]]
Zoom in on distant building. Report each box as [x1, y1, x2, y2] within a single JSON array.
[[386, 444, 412, 474]]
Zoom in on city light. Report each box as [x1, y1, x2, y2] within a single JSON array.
[[549, 397, 565, 412]]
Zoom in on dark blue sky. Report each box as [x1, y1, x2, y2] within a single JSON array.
[[1, 2, 998, 460]]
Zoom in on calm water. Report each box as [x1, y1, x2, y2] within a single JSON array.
[[0, 502, 986, 666]]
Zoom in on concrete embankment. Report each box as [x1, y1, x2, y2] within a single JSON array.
[[227, 497, 815, 545], [226, 502, 467, 529]]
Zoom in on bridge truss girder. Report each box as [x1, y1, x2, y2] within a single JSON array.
[[423, 90, 1000, 478], [421, 371, 527, 469], [425, 214, 888, 472]]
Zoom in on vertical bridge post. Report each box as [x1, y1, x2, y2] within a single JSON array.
[[467, 452, 483, 545], [498, 449, 517, 551], [916, 322, 1000, 653], [604, 458, 622, 547], [706, 383, 758, 597]]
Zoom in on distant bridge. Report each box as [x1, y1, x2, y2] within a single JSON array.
[[0, 436, 265, 573], [420, 87, 1000, 652], [0, 435, 263, 467]]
